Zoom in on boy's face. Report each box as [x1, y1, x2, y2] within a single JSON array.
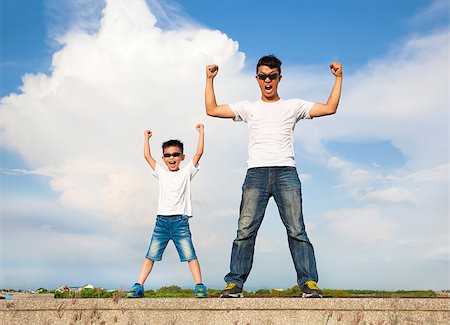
[[256, 65, 282, 102], [162, 145, 185, 172]]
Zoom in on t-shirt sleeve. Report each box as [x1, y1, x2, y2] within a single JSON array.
[[189, 159, 200, 179], [151, 163, 161, 179], [295, 99, 315, 121], [229, 100, 250, 122]]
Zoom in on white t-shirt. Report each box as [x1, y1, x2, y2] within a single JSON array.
[[152, 160, 199, 217], [230, 99, 314, 168]]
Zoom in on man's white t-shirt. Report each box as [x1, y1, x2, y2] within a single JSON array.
[[152, 160, 199, 217], [230, 99, 314, 168]]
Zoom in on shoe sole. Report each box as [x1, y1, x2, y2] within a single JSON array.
[[302, 293, 323, 298], [220, 293, 244, 298], [126, 293, 144, 298]]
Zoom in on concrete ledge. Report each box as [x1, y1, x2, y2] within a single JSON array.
[[1, 297, 449, 324]]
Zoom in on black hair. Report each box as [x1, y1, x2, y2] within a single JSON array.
[[162, 139, 184, 153], [256, 55, 282, 74]]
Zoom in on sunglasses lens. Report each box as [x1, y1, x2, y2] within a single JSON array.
[[164, 152, 182, 158], [257, 73, 278, 80]]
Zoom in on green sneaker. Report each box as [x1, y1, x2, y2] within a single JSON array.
[[220, 283, 243, 298], [300, 280, 323, 298]]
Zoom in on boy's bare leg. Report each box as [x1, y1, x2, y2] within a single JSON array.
[[188, 259, 202, 284], [137, 258, 154, 285]]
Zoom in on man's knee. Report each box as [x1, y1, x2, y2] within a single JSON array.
[[287, 227, 310, 243]]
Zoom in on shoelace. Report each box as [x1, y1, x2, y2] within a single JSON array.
[[305, 281, 319, 290], [131, 285, 141, 292], [224, 283, 236, 290]]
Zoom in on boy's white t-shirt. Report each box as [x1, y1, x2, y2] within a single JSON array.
[[229, 99, 314, 168], [152, 159, 199, 217]]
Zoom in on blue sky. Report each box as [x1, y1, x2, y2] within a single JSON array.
[[1, 0, 448, 291]]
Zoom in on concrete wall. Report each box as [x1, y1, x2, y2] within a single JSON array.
[[1, 297, 449, 325]]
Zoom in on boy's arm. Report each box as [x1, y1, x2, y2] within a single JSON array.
[[144, 130, 157, 171], [192, 124, 204, 167], [205, 64, 236, 119], [309, 62, 343, 118]]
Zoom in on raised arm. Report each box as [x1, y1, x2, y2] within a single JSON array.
[[143, 130, 157, 171], [205, 64, 235, 118], [192, 124, 204, 167], [309, 62, 343, 118]]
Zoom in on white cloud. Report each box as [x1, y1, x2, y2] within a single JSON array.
[[407, 163, 450, 182], [295, 28, 449, 169], [327, 156, 416, 205], [411, 0, 449, 25], [425, 246, 449, 261], [0, 0, 249, 228], [324, 207, 395, 245], [360, 187, 416, 205], [0, 168, 45, 176]]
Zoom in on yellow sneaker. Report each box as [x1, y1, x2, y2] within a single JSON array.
[[301, 280, 323, 298]]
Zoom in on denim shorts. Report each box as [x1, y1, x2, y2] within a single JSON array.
[[145, 215, 197, 262]]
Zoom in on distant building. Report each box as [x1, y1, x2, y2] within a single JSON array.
[[55, 285, 70, 293], [436, 290, 449, 297], [82, 284, 95, 290], [55, 284, 96, 293]]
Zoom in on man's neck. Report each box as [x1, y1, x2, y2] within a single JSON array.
[[261, 95, 281, 102]]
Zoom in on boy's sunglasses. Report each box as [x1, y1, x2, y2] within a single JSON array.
[[257, 73, 279, 80], [163, 152, 182, 158]]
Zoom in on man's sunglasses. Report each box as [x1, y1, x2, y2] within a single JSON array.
[[163, 152, 182, 158], [257, 73, 279, 80]]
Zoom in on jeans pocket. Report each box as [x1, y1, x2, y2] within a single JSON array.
[[242, 168, 266, 191], [179, 215, 190, 226]]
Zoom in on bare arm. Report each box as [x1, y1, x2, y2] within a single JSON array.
[[143, 130, 157, 171], [309, 62, 343, 118], [205, 64, 235, 118], [192, 124, 204, 167]]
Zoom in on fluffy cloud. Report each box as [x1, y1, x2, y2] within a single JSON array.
[[327, 156, 416, 205], [294, 28, 448, 170], [324, 207, 396, 245], [0, 0, 250, 227]]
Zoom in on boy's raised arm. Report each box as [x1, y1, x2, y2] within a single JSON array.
[[144, 130, 157, 171], [309, 62, 343, 118], [205, 64, 235, 119], [192, 124, 204, 167]]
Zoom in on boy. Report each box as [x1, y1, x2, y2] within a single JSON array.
[[126, 124, 207, 298], [205, 55, 342, 298]]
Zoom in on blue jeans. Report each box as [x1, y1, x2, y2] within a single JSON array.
[[224, 167, 318, 287], [145, 215, 197, 262]]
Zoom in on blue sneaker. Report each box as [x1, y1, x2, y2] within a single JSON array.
[[194, 283, 207, 298], [126, 283, 144, 298]]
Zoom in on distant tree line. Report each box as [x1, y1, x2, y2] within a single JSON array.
[[53, 285, 438, 299]]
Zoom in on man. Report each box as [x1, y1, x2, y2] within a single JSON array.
[[205, 55, 342, 298]]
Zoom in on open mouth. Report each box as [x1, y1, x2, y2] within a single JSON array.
[[265, 84, 272, 92]]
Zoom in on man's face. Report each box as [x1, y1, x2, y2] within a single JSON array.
[[162, 146, 185, 171], [256, 65, 282, 102]]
